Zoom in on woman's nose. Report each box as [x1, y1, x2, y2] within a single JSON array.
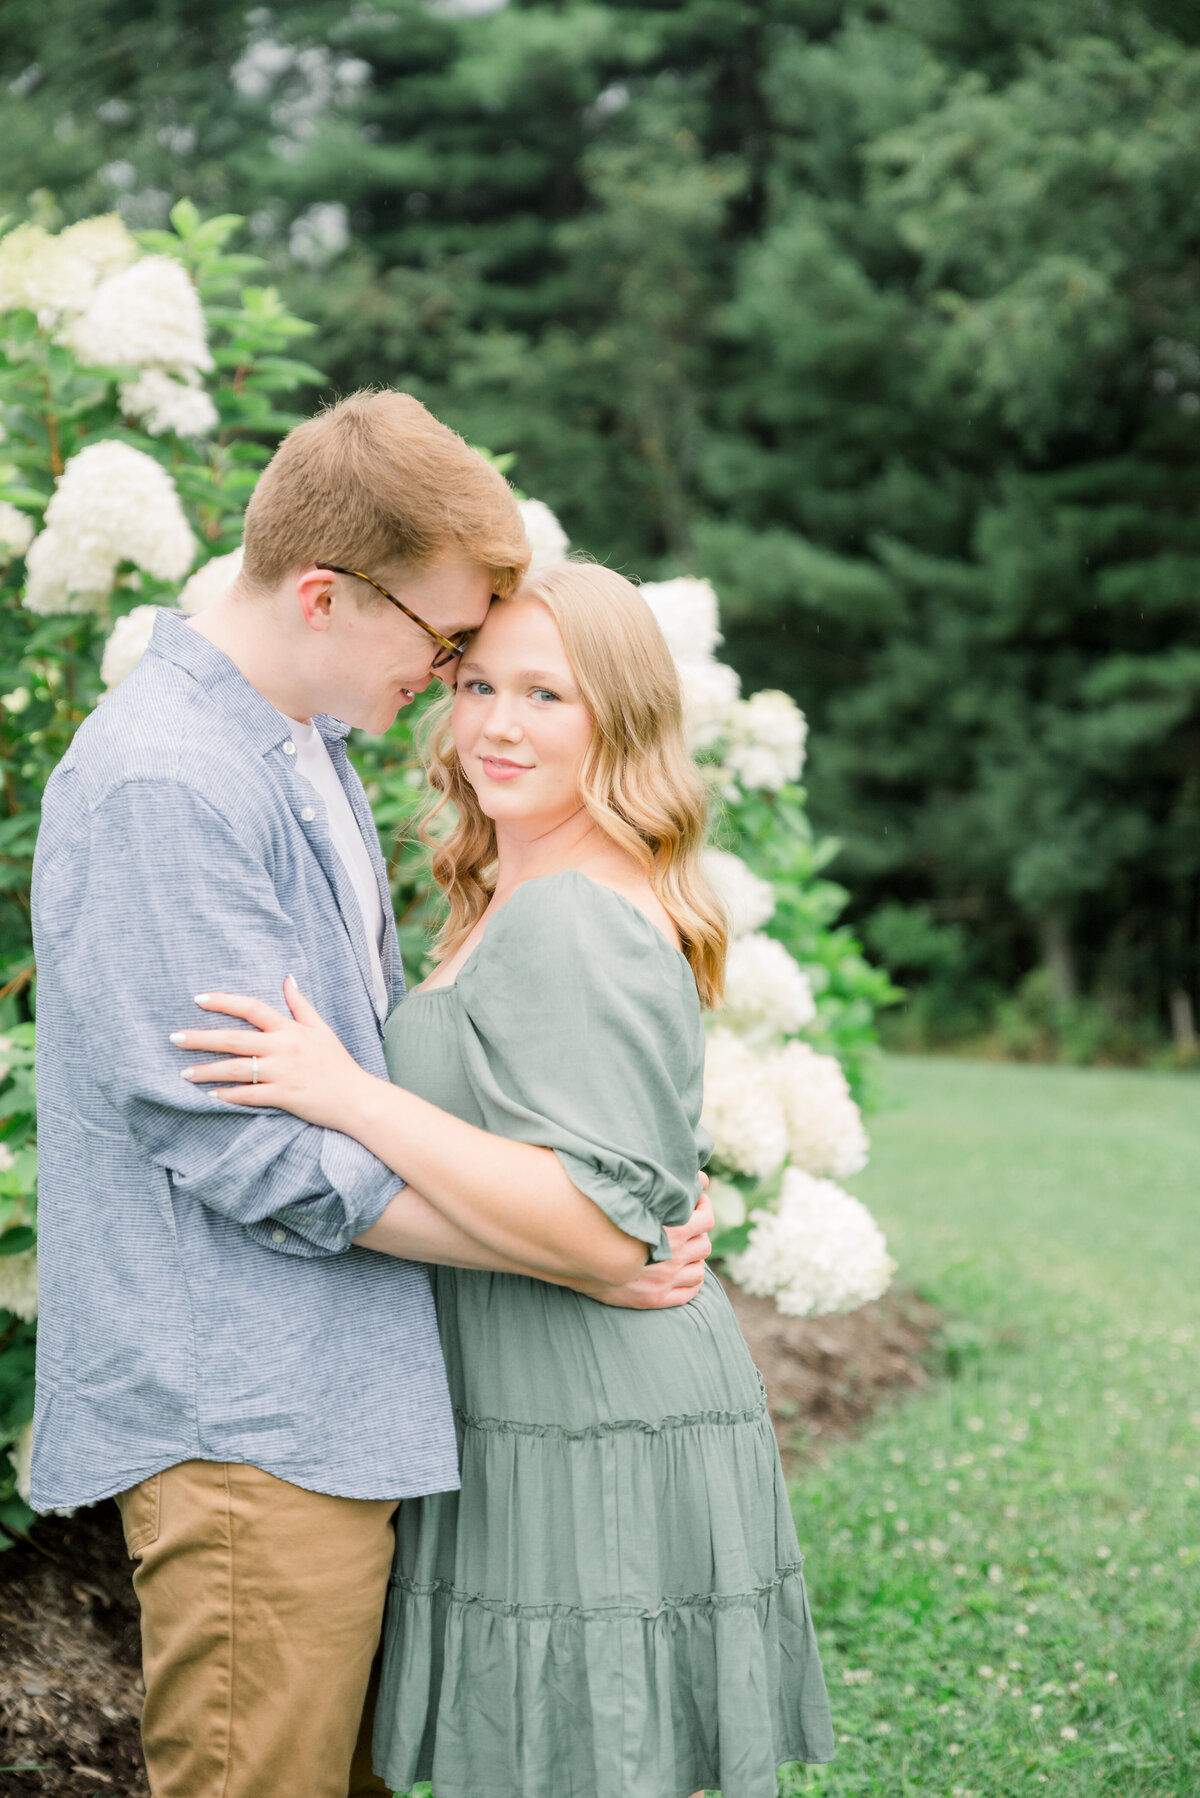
[[483, 697, 523, 740]]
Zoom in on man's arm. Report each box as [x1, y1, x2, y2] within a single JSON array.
[[42, 780, 397, 1257]]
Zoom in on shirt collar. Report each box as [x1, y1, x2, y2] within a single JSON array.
[[148, 609, 352, 754]]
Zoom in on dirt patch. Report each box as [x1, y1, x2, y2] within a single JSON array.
[[0, 1503, 147, 1796], [721, 1278, 943, 1469], [0, 1285, 939, 1792]]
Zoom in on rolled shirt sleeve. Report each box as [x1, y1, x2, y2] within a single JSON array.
[[49, 779, 399, 1257]]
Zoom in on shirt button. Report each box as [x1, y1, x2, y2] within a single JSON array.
[[272, 1228, 287, 1244], [283, 740, 296, 756], [300, 806, 316, 822]]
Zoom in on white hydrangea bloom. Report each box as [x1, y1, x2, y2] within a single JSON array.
[[101, 605, 178, 688], [702, 847, 775, 937], [289, 202, 351, 268], [707, 1177, 747, 1235], [178, 545, 243, 614], [59, 255, 213, 375], [677, 656, 740, 752], [0, 502, 35, 558], [0, 223, 96, 324], [720, 933, 817, 1037], [770, 1039, 869, 1179], [726, 1167, 895, 1317], [58, 214, 140, 280], [724, 689, 808, 791], [0, 1250, 38, 1322], [120, 369, 219, 438], [23, 441, 196, 616], [639, 576, 722, 664], [519, 498, 569, 574], [701, 1027, 788, 1179], [11, 1421, 33, 1506], [23, 528, 114, 615]]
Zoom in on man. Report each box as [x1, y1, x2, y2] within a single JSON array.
[[31, 390, 711, 1798]]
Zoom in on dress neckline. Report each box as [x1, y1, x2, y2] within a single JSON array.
[[404, 869, 689, 1001]]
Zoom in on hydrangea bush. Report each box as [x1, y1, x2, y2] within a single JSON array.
[[0, 203, 323, 1538], [0, 206, 898, 1535]]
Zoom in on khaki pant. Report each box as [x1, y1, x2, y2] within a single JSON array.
[[116, 1460, 398, 1798]]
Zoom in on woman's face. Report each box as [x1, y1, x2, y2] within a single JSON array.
[[452, 597, 594, 831]]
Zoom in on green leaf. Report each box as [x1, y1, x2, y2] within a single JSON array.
[[169, 197, 202, 239]]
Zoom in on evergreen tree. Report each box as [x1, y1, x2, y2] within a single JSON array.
[[4, 0, 1200, 1044]]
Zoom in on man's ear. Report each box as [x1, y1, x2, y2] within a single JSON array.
[[294, 566, 337, 632]]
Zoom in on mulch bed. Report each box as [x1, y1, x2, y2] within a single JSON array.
[[0, 1283, 941, 1796]]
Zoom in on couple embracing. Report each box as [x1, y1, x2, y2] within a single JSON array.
[[30, 391, 834, 1797]]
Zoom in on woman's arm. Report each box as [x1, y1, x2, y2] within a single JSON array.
[[174, 981, 650, 1285], [358, 1182, 712, 1310]]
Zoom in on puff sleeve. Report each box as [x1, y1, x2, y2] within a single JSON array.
[[450, 872, 712, 1263]]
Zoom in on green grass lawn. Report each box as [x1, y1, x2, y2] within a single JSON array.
[[785, 1056, 1199, 1798]]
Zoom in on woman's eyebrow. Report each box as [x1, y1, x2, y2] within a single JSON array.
[[457, 663, 574, 687]]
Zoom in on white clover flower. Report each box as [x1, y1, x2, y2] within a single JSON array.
[[724, 689, 808, 791], [101, 604, 178, 689], [702, 847, 775, 937], [770, 1038, 869, 1178], [178, 545, 243, 614], [10, 1420, 33, 1505], [707, 1177, 747, 1235], [0, 1250, 38, 1322], [726, 1166, 896, 1317], [720, 933, 817, 1037], [701, 1027, 788, 1179], [0, 502, 35, 558], [519, 498, 570, 574], [639, 576, 722, 664], [24, 440, 196, 616], [678, 656, 740, 752], [59, 255, 213, 376], [58, 213, 140, 279], [120, 369, 219, 439]]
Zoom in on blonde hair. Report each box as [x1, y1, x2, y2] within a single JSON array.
[[242, 389, 529, 595], [420, 562, 727, 1007]]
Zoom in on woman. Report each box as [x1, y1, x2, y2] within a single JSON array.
[[175, 563, 835, 1798]]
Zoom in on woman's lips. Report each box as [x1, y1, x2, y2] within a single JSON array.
[[481, 755, 532, 781]]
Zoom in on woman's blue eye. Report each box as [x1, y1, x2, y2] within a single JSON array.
[[531, 688, 560, 704], [464, 679, 494, 695]]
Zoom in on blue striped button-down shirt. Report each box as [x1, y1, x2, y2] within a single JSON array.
[[30, 610, 460, 1511]]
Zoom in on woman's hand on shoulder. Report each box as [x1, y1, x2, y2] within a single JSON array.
[[170, 976, 377, 1130]]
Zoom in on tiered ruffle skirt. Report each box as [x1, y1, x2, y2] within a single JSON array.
[[373, 1270, 834, 1798]]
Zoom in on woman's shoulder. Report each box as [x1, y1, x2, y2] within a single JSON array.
[[485, 870, 684, 963]]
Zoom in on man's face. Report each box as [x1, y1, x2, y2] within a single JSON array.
[[305, 560, 495, 734]]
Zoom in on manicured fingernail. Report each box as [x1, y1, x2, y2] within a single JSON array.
[[194, 993, 209, 1004], [170, 1032, 187, 1045]]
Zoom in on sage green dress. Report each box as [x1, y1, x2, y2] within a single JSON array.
[[375, 872, 834, 1798]]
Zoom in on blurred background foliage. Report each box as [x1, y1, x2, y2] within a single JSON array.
[[2, 0, 1200, 1060]]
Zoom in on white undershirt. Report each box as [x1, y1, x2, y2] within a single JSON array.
[[281, 714, 389, 1017]]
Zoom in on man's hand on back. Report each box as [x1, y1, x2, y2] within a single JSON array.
[[589, 1185, 714, 1310]]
